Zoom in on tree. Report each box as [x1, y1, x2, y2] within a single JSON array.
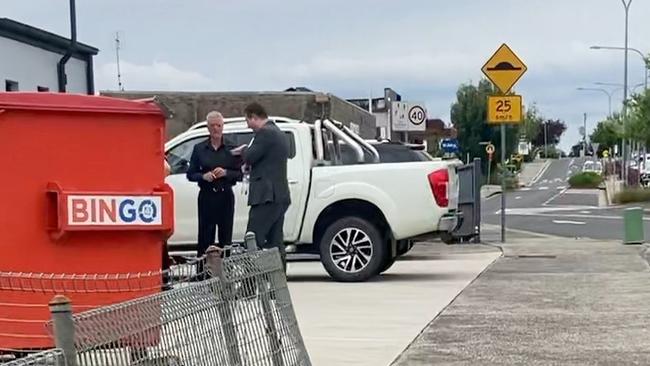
[[627, 90, 650, 146], [520, 104, 542, 145], [450, 79, 520, 163], [591, 114, 623, 154], [531, 119, 567, 147]]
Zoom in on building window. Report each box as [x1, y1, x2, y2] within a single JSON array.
[[5, 80, 19, 92], [37, 86, 49, 92]]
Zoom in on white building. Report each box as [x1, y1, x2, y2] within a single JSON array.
[[0, 18, 98, 94]]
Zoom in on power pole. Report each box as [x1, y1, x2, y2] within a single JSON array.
[[544, 121, 548, 159], [115, 32, 124, 91], [583, 113, 587, 156]]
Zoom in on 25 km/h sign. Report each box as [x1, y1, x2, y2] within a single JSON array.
[[482, 44, 527, 94], [488, 95, 523, 124]]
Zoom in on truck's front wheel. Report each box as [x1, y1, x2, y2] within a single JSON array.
[[319, 217, 385, 282]]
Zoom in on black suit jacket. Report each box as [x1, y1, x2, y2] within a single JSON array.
[[243, 121, 291, 206]]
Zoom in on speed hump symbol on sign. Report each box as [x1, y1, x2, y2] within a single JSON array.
[[408, 105, 426, 125], [486, 144, 495, 155]]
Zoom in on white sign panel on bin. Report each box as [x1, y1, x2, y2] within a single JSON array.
[[392, 102, 427, 132]]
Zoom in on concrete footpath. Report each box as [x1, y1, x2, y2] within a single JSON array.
[[393, 229, 650, 365], [287, 243, 500, 366]]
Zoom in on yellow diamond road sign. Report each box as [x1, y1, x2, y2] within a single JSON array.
[[482, 44, 527, 94]]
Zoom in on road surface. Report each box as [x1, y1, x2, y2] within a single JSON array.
[[483, 158, 650, 241]]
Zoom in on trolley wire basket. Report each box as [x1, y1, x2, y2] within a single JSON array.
[[0, 256, 209, 355], [3, 246, 311, 366]]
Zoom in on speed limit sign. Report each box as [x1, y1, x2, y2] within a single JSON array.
[[408, 105, 426, 126]]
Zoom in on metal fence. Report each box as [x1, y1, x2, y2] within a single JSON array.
[[3, 247, 311, 366]]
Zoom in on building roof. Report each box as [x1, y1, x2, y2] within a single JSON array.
[[0, 18, 98, 59]]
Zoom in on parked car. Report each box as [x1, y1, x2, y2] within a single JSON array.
[[164, 117, 461, 282], [582, 160, 603, 175]]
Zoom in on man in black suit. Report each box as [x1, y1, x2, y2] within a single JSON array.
[[232, 102, 291, 269]]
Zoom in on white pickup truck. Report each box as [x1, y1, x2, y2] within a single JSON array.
[[164, 117, 460, 281]]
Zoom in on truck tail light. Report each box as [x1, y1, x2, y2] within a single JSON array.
[[428, 168, 449, 208]]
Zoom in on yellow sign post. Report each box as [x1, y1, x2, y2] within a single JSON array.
[[488, 95, 523, 124], [482, 43, 528, 244], [482, 44, 528, 94]]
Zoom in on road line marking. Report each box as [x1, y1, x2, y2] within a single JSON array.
[[519, 187, 532, 191], [481, 223, 562, 239], [506, 212, 650, 221], [538, 187, 549, 190], [557, 186, 566, 190], [529, 160, 552, 186], [579, 211, 591, 214], [542, 187, 568, 206], [552, 220, 586, 225], [541, 179, 549, 184], [515, 196, 522, 200]]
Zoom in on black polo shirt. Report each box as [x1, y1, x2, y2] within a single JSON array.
[[186, 139, 242, 191]]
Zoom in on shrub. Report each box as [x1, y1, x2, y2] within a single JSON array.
[[568, 172, 603, 189], [613, 189, 650, 204]]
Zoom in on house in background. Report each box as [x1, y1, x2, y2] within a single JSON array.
[[0, 18, 98, 94]]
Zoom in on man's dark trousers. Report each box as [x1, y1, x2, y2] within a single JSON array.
[[197, 187, 234, 257], [247, 202, 289, 269]]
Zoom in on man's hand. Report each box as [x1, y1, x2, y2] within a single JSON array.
[[202, 172, 216, 182], [212, 167, 226, 179], [230, 144, 247, 156]]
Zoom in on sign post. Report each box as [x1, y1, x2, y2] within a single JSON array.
[[486, 143, 495, 184], [482, 43, 527, 243]]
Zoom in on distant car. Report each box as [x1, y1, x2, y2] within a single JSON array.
[[582, 160, 603, 175]]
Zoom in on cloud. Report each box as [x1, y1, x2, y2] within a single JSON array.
[[95, 60, 216, 92]]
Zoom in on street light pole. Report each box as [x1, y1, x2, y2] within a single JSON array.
[[592, 46, 648, 92], [622, 0, 631, 185], [577, 87, 613, 116]]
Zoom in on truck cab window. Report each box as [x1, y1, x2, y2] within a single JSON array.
[[166, 136, 206, 175]]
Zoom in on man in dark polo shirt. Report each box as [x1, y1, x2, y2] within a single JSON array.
[[187, 111, 242, 258]]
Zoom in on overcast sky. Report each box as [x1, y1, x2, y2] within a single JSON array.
[[5, 0, 650, 150]]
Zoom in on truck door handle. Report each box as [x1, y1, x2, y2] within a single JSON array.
[[289, 180, 299, 185]]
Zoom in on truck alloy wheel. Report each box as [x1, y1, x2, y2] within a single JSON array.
[[320, 217, 385, 282], [330, 228, 373, 273]]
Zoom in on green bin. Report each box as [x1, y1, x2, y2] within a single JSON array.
[[623, 207, 644, 245]]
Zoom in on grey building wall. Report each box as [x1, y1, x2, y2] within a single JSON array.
[[100, 91, 377, 140]]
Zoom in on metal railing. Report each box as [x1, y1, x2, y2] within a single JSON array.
[[3, 247, 311, 366]]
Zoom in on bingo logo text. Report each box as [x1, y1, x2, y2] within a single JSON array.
[[67, 195, 162, 226]]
